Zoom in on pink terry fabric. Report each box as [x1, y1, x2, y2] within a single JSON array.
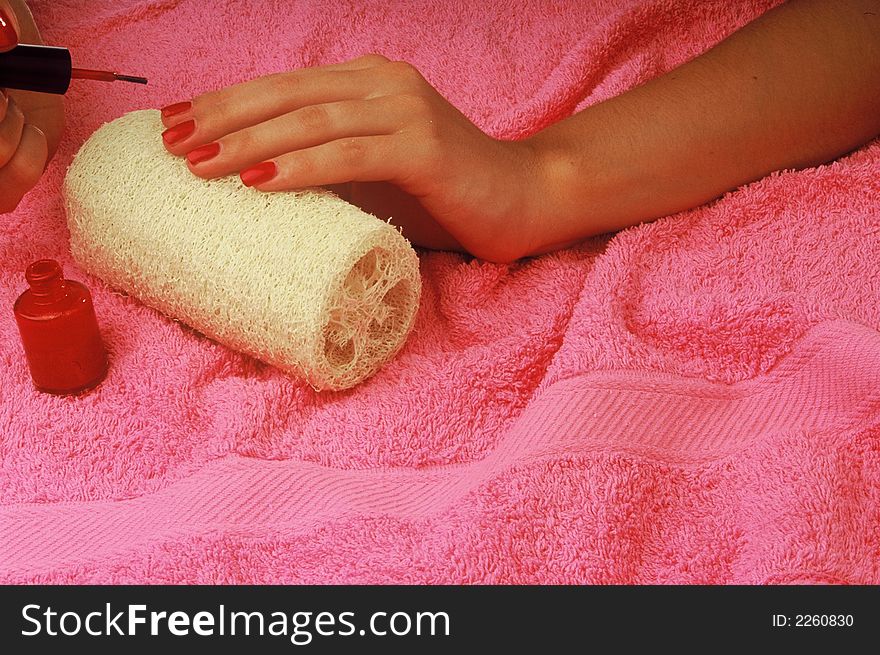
[[1, 0, 879, 584]]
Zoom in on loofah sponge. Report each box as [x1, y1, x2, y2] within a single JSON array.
[[63, 110, 421, 391]]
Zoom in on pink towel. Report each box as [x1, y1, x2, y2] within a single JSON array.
[[1, 0, 878, 584]]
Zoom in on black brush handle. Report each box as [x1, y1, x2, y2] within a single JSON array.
[[0, 44, 71, 94]]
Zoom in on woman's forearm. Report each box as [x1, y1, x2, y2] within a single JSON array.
[[520, 0, 880, 257]]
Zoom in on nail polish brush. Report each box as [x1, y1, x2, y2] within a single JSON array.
[[0, 44, 147, 94]]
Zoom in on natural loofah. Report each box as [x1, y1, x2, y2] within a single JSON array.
[[63, 110, 421, 391]]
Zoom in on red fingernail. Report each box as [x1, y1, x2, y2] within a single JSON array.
[[0, 8, 18, 50], [161, 101, 192, 119], [161, 119, 195, 146], [240, 161, 277, 187], [186, 142, 220, 165]]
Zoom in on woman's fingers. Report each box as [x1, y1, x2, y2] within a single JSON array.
[[0, 1, 20, 52], [159, 56, 451, 198], [160, 69, 376, 153], [239, 135, 404, 190], [159, 55, 391, 148], [0, 123, 47, 213], [184, 97, 403, 178], [159, 53, 388, 125], [0, 92, 25, 168], [0, 6, 57, 214]]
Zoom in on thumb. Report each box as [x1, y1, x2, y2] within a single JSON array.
[[0, 1, 20, 53]]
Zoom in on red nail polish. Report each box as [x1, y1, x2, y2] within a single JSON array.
[[186, 142, 220, 165], [0, 8, 18, 50], [161, 101, 192, 119], [13, 260, 109, 395], [240, 161, 277, 187], [161, 119, 195, 145]]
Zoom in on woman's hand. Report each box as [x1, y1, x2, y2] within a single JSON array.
[[159, 54, 538, 262], [0, 0, 64, 214]]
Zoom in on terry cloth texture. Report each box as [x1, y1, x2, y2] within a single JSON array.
[[1, 0, 879, 583], [65, 110, 421, 391]]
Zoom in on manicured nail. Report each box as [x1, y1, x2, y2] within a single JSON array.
[[240, 161, 277, 187], [0, 8, 18, 50], [161, 119, 195, 146], [186, 142, 220, 165], [161, 101, 192, 119]]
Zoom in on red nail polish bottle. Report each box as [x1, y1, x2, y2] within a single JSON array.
[[13, 259, 109, 395]]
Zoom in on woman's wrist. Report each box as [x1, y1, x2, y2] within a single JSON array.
[[516, 116, 612, 258], [477, 137, 546, 262], [430, 135, 546, 263]]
